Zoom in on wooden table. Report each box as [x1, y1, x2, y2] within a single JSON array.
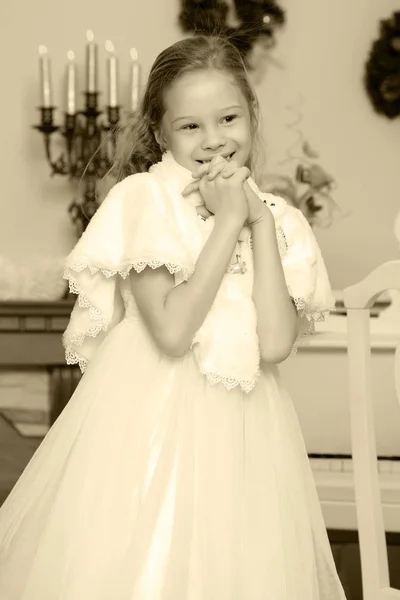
[[0, 300, 81, 424]]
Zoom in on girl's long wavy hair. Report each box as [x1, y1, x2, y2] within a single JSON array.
[[111, 35, 264, 183]]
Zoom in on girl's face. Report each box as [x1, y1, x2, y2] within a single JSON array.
[[157, 69, 253, 172]]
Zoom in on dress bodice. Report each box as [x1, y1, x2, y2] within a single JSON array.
[[119, 275, 139, 320]]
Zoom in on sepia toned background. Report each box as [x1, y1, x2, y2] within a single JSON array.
[[1, 2, 400, 597], [0, 0, 399, 290]]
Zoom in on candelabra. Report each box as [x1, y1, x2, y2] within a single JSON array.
[[34, 94, 120, 237]]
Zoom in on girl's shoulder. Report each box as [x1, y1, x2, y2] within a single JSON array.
[[108, 170, 155, 196], [101, 170, 167, 213]]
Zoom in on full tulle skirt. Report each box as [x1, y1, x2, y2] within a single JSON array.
[[0, 317, 346, 599]]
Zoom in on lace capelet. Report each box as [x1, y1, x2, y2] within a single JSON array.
[[63, 152, 335, 393]]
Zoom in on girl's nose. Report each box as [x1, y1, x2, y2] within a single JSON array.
[[201, 129, 227, 152]]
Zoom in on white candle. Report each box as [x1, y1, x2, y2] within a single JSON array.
[[38, 45, 52, 107], [130, 48, 141, 110], [86, 29, 98, 92], [105, 40, 118, 107], [66, 50, 76, 114]]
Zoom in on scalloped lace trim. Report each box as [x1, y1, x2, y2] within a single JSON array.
[[66, 259, 190, 280], [63, 259, 192, 373], [203, 371, 258, 394], [190, 319, 262, 394], [292, 295, 334, 321], [201, 345, 262, 393], [276, 226, 288, 257], [290, 296, 334, 356]]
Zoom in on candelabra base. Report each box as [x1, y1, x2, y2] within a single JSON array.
[[34, 98, 120, 238]]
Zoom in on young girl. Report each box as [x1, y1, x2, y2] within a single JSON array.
[[0, 35, 346, 599]]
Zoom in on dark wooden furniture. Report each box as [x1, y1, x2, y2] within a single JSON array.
[[0, 300, 81, 424]]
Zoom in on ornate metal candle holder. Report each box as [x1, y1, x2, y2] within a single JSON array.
[[34, 93, 120, 236]]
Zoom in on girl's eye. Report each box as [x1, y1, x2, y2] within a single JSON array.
[[222, 114, 237, 124], [181, 123, 198, 131]]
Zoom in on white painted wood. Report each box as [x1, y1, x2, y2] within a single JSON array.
[[343, 260, 400, 600], [344, 260, 400, 309], [395, 342, 400, 416], [280, 331, 400, 458]]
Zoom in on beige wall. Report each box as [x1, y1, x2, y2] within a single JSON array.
[[257, 0, 400, 289], [1, 0, 399, 290]]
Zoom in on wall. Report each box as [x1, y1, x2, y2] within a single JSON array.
[[0, 0, 184, 264], [257, 0, 400, 288], [1, 0, 400, 292]]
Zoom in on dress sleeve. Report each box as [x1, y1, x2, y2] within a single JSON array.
[[276, 203, 336, 353], [63, 173, 195, 372]]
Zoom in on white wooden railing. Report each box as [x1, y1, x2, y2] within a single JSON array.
[[343, 260, 400, 600]]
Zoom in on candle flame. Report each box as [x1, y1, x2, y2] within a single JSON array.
[[38, 45, 48, 56], [67, 50, 75, 61], [130, 48, 138, 61], [86, 29, 94, 43], [105, 40, 115, 53]]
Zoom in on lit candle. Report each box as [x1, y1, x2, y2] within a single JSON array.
[[66, 50, 76, 114], [105, 40, 118, 107], [38, 45, 52, 107], [130, 48, 141, 110], [85, 29, 98, 92]]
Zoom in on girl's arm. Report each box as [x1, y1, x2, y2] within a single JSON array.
[[130, 212, 244, 358], [251, 213, 299, 364]]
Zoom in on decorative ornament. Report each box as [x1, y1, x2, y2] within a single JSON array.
[[178, 0, 285, 70], [227, 252, 247, 274], [364, 11, 400, 119], [259, 96, 345, 229]]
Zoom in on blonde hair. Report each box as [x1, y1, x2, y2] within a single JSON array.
[[111, 35, 264, 182]]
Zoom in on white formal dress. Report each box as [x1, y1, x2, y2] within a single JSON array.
[[0, 152, 347, 599]]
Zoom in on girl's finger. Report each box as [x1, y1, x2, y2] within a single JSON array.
[[191, 154, 224, 181], [196, 205, 213, 218], [207, 155, 229, 180], [228, 166, 251, 185], [207, 163, 227, 181], [192, 154, 228, 180], [191, 162, 212, 180], [220, 161, 240, 179], [182, 181, 200, 197]]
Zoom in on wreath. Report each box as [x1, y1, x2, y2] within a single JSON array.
[[364, 11, 400, 119], [178, 0, 285, 66]]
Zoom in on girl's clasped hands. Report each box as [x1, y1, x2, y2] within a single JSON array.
[[182, 155, 270, 226]]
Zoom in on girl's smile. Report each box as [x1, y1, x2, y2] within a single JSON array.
[[157, 69, 253, 173], [195, 151, 236, 164]]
